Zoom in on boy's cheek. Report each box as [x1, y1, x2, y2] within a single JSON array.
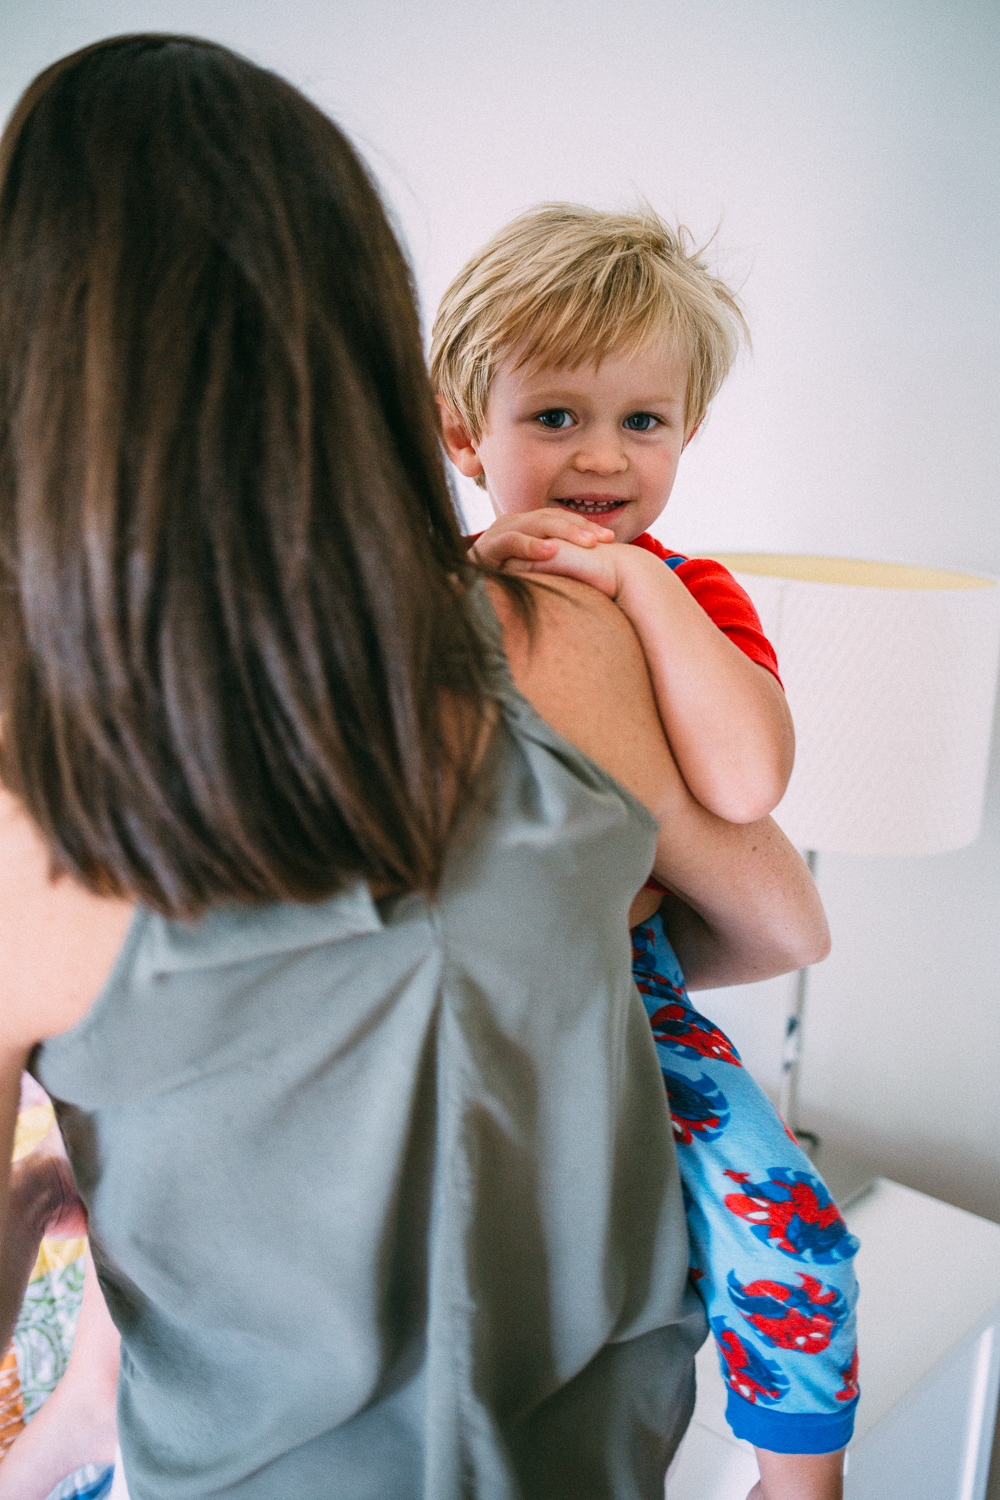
[[482, 466, 554, 519], [475, 430, 558, 516], [481, 477, 536, 518]]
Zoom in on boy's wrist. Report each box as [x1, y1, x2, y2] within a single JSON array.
[[611, 540, 683, 612]]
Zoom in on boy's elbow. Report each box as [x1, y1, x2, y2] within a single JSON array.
[[701, 767, 790, 825], [685, 710, 794, 824]]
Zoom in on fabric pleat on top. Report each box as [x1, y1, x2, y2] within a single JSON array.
[[32, 583, 707, 1500]]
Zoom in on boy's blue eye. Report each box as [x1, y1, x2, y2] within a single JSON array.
[[537, 409, 573, 430], [623, 413, 659, 432]]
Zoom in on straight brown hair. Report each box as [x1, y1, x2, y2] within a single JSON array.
[[0, 34, 494, 918]]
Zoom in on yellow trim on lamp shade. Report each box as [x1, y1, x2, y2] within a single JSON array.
[[711, 554, 995, 591]]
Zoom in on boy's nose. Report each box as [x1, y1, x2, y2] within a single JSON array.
[[570, 430, 628, 475]]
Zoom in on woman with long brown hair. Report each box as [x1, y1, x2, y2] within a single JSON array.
[[0, 36, 826, 1499]]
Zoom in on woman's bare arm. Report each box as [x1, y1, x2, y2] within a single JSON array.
[[0, 788, 133, 1351], [0, 1051, 28, 1355], [491, 577, 828, 990]]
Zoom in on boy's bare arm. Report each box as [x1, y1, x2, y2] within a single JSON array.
[[613, 545, 794, 822], [470, 507, 615, 568], [479, 517, 794, 823]]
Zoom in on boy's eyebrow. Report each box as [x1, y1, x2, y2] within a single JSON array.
[[517, 385, 686, 408]]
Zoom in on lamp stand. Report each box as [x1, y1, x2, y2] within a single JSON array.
[[778, 850, 819, 1154], [778, 848, 877, 1207]]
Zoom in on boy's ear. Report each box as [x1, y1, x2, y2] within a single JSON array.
[[683, 418, 703, 449], [436, 397, 484, 480]]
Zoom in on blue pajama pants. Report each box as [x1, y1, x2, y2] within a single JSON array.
[[632, 910, 860, 1454]]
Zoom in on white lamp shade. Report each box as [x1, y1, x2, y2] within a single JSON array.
[[714, 556, 1000, 856]]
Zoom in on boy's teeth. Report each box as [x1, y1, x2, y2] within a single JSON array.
[[559, 498, 623, 513]]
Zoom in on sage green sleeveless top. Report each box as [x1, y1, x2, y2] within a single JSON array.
[[33, 586, 706, 1500]]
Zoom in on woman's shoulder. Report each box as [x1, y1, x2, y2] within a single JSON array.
[[486, 573, 649, 688], [484, 575, 675, 816]]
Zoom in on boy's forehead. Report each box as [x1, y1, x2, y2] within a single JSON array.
[[502, 337, 689, 397]]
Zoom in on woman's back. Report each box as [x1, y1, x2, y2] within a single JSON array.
[[32, 585, 704, 1500]]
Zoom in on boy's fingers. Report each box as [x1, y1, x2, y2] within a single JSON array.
[[510, 511, 615, 545], [480, 535, 559, 564], [524, 536, 560, 558]]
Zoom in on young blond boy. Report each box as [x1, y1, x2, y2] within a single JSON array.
[[432, 204, 859, 1500]]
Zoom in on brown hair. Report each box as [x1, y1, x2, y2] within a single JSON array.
[[431, 203, 748, 484], [0, 34, 491, 918]]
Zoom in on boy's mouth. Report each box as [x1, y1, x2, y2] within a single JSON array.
[[554, 496, 628, 516]]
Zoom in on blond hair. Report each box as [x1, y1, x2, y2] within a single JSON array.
[[431, 203, 748, 455]]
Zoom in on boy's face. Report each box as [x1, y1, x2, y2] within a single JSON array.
[[459, 340, 690, 543]]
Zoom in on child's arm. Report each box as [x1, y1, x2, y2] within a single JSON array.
[[613, 544, 793, 823], [476, 515, 794, 823], [469, 507, 616, 569]]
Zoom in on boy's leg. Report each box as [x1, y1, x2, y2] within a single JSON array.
[[749, 1448, 845, 1500], [631, 913, 859, 1466]]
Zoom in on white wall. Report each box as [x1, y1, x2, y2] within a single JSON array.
[[3, 3, 999, 1221]]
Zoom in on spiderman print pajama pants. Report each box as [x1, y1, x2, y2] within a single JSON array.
[[632, 909, 860, 1454]]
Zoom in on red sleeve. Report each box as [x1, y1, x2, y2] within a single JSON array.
[[630, 532, 673, 561], [673, 558, 782, 686]]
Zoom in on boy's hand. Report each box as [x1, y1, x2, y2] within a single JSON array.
[[470, 508, 615, 570], [508, 535, 641, 603]]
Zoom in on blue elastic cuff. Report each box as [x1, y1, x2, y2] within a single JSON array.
[[42, 1464, 115, 1500], [725, 1389, 858, 1453]]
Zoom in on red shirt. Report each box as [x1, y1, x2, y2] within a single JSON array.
[[629, 532, 781, 685]]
